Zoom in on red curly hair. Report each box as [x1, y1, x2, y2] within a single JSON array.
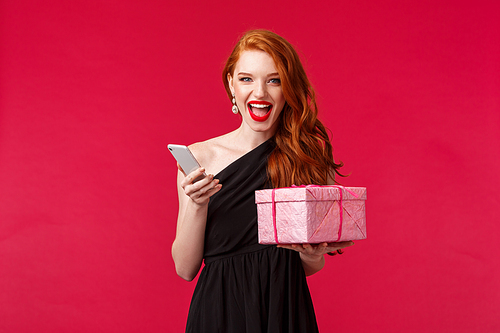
[[222, 29, 344, 187]]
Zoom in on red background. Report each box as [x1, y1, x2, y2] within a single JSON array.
[[1, 1, 499, 332]]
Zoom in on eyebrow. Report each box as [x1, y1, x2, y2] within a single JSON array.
[[237, 72, 280, 76]]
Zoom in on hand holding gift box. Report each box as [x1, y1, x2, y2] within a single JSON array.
[[255, 185, 367, 244]]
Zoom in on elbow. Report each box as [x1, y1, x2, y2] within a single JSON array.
[[171, 241, 202, 281], [176, 267, 197, 282], [172, 254, 199, 281]]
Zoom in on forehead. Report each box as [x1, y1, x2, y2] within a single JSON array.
[[234, 50, 277, 74]]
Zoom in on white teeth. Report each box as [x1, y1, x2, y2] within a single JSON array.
[[250, 104, 270, 108]]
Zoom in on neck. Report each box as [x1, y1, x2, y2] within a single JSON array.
[[230, 124, 275, 151]]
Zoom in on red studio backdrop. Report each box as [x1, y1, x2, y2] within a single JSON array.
[[1, 1, 499, 332]]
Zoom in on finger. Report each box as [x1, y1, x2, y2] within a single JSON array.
[[293, 244, 306, 251], [184, 175, 215, 197], [208, 183, 223, 195], [176, 162, 186, 176], [324, 241, 355, 253], [317, 243, 328, 254], [188, 167, 206, 184], [301, 243, 320, 255], [189, 180, 223, 204], [282, 244, 304, 253], [308, 243, 327, 255], [181, 167, 207, 187], [198, 178, 222, 197], [301, 243, 311, 254], [326, 241, 353, 248]]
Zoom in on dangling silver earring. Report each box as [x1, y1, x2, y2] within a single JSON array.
[[231, 93, 239, 114]]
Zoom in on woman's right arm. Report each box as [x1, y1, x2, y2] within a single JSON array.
[[171, 167, 222, 281]]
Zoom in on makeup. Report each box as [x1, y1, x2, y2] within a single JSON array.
[[248, 100, 272, 122]]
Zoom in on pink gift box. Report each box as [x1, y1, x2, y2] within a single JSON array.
[[255, 185, 367, 244]]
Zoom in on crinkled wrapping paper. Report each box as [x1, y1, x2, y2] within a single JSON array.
[[255, 186, 367, 244]]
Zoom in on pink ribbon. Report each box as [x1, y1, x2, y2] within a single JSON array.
[[271, 188, 279, 244], [271, 185, 358, 244]]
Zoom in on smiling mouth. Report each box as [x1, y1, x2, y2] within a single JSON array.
[[248, 102, 272, 122]]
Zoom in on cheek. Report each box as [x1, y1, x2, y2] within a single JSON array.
[[274, 93, 286, 110], [235, 85, 249, 99], [235, 92, 247, 109], [275, 89, 285, 103]]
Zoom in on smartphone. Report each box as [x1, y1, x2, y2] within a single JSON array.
[[167, 144, 206, 182]]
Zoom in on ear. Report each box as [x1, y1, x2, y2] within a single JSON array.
[[227, 73, 234, 95]]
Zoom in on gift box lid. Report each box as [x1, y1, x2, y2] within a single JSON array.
[[255, 186, 366, 203]]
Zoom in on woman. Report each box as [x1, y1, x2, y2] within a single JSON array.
[[172, 29, 354, 332]]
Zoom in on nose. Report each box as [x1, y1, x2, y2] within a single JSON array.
[[253, 80, 267, 99]]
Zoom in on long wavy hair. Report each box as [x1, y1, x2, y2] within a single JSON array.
[[222, 29, 344, 187]]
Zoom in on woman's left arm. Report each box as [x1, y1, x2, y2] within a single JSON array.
[[278, 171, 354, 276], [278, 242, 354, 276]]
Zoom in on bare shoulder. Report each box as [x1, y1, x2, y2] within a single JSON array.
[[188, 132, 244, 176], [188, 138, 218, 165]]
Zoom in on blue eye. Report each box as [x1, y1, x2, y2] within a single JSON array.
[[269, 78, 281, 84], [239, 77, 252, 82]]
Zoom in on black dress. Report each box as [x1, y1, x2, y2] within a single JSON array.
[[185, 139, 319, 333]]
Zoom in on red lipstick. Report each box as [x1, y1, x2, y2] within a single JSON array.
[[247, 101, 272, 122]]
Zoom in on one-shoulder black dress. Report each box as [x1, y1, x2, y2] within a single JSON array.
[[185, 139, 319, 333]]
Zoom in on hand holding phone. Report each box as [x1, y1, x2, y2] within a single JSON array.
[[167, 144, 206, 183]]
